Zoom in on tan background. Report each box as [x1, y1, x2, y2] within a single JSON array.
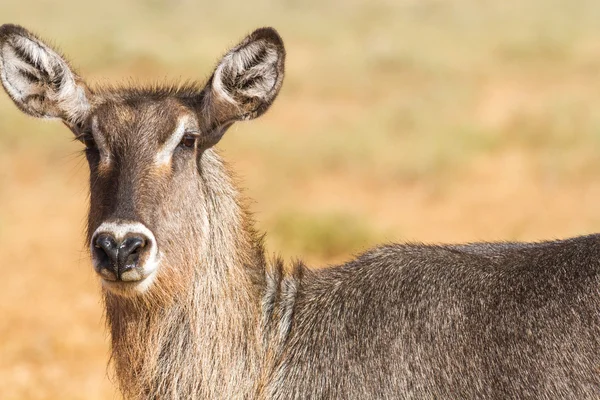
[[2, 0, 600, 398]]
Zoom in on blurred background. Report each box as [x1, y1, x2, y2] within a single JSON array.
[[2, 0, 600, 398]]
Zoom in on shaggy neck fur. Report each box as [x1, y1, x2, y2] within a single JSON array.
[[103, 150, 268, 399]]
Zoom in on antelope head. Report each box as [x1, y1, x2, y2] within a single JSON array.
[[0, 24, 285, 298]]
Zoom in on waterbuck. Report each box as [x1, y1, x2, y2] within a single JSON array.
[[1, 23, 599, 399]]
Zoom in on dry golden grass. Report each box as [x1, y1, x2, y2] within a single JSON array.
[[2, 0, 600, 398]]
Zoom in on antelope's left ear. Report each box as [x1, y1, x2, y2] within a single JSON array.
[[0, 24, 91, 124], [199, 27, 285, 144]]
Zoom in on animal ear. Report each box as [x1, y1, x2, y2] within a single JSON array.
[[198, 27, 285, 146], [0, 24, 91, 124]]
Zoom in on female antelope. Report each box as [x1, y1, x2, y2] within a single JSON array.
[[1, 24, 599, 399]]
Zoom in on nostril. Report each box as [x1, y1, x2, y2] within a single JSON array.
[[120, 237, 145, 254], [94, 233, 119, 265], [117, 236, 148, 271]]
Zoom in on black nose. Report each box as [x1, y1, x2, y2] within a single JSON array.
[[94, 233, 147, 280]]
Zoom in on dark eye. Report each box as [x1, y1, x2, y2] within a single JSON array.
[[81, 133, 97, 150], [180, 133, 197, 149]]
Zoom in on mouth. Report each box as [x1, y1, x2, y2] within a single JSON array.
[[97, 264, 145, 282], [99, 269, 159, 296]]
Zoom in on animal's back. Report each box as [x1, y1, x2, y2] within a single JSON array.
[[268, 234, 600, 399]]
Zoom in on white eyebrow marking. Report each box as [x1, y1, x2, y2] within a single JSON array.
[[91, 116, 111, 165], [154, 115, 190, 166]]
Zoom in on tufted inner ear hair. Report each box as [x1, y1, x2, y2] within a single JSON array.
[[197, 27, 285, 147], [0, 24, 90, 124]]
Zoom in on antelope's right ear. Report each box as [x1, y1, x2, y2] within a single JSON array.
[[0, 24, 90, 124]]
